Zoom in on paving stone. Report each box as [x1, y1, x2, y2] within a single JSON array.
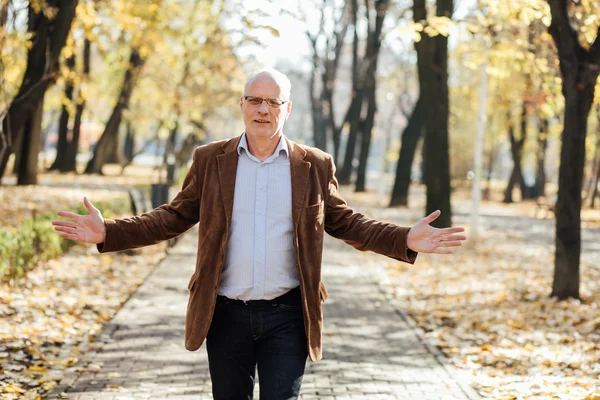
[[49, 228, 479, 400]]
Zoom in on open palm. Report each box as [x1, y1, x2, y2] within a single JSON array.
[[52, 197, 106, 244], [407, 210, 466, 254]]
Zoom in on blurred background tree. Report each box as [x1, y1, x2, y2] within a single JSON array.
[[1, 0, 599, 299]]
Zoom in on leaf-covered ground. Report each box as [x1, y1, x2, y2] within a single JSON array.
[[0, 172, 168, 399], [3, 174, 599, 399], [341, 186, 600, 400], [0, 167, 156, 229]]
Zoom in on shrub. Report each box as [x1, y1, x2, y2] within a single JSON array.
[[1, 197, 132, 283]]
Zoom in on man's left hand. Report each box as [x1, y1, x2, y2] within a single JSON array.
[[407, 210, 466, 254]]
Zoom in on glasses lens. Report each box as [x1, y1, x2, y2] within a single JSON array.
[[267, 99, 284, 107], [245, 96, 285, 107], [246, 96, 262, 105]]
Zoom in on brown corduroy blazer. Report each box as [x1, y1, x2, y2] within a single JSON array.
[[97, 135, 417, 361]]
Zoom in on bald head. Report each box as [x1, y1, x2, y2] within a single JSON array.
[[244, 69, 292, 101]]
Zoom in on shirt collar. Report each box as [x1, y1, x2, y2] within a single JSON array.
[[237, 133, 289, 160]]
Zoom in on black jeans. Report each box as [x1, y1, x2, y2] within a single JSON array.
[[206, 287, 308, 400]]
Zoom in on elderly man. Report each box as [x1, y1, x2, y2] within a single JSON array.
[[53, 69, 466, 400]]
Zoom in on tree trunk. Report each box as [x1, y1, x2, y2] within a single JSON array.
[[165, 121, 179, 185], [85, 47, 144, 175], [534, 117, 549, 198], [355, 0, 388, 193], [551, 73, 595, 299], [389, 98, 422, 207], [590, 109, 600, 207], [49, 53, 75, 171], [591, 152, 600, 208], [338, 0, 361, 185], [120, 121, 163, 175], [308, 35, 328, 151], [482, 143, 495, 201], [414, 0, 453, 227], [62, 38, 90, 173], [482, 111, 496, 201], [0, 2, 8, 38], [124, 120, 135, 162], [176, 131, 201, 165], [420, 133, 427, 185], [518, 97, 532, 199], [334, 104, 352, 163], [16, 94, 44, 185], [503, 110, 526, 203], [0, 0, 9, 173], [0, 0, 78, 185], [325, 6, 349, 158], [547, 0, 600, 300], [355, 84, 376, 192]]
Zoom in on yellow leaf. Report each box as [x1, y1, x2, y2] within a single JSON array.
[[481, 343, 493, 352], [66, 357, 79, 367], [506, 319, 523, 329], [3, 384, 25, 394], [29, 365, 48, 372], [43, 381, 58, 391]]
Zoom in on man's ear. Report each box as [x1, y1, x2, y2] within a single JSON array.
[[286, 101, 293, 119]]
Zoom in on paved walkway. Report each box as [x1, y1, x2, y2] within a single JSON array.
[[50, 229, 479, 400]]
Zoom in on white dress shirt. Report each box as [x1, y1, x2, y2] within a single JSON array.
[[217, 133, 299, 300]]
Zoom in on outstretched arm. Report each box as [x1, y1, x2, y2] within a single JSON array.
[[407, 210, 466, 254], [52, 197, 106, 244]]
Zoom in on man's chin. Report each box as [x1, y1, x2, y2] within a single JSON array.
[[246, 129, 280, 138]]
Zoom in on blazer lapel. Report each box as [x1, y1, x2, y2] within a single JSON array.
[[217, 136, 242, 227], [287, 137, 310, 228]]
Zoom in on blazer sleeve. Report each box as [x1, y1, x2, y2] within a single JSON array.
[[97, 149, 201, 253], [323, 156, 417, 264]]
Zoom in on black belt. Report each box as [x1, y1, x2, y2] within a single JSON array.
[[217, 286, 301, 306]]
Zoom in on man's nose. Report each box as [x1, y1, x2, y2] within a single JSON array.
[[257, 100, 269, 112]]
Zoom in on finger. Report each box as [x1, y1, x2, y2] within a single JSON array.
[[52, 220, 77, 228], [59, 232, 79, 241], [423, 210, 441, 224], [438, 227, 465, 234], [56, 211, 82, 221], [83, 196, 96, 214], [433, 248, 453, 254], [54, 225, 77, 234], [437, 241, 463, 247], [440, 235, 467, 241]]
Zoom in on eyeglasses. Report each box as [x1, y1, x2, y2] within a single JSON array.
[[244, 96, 289, 108]]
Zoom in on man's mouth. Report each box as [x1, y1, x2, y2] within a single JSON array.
[[254, 119, 270, 124]]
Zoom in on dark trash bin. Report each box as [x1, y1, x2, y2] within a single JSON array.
[[151, 183, 170, 208]]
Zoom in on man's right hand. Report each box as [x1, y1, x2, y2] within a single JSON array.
[[52, 196, 106, 244]]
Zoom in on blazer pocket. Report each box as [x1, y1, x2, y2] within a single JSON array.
[[306, 200, 324, 216]]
